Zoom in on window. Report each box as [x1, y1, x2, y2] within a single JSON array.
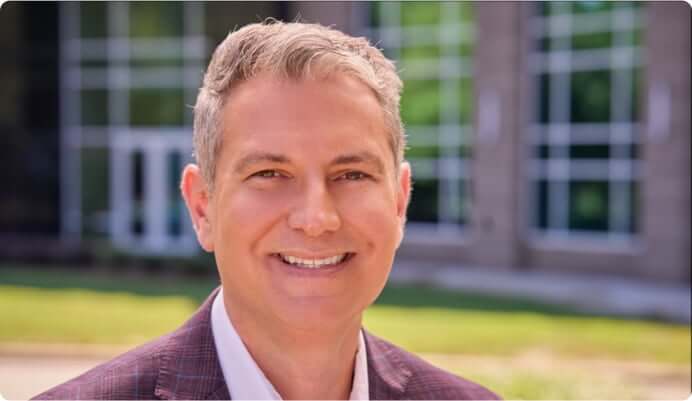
[[529, 1, 643, 240], [60, 2, 205, 253], [368, 2, 475, 232]]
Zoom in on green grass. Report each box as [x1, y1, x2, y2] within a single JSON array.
[[1, 266, 689, 365], [364, 306, 690, 364], [2, 265, 690, 400]]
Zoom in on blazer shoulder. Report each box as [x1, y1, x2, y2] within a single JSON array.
[[366, 333, 501, 400], [31, 333, 171, 400]]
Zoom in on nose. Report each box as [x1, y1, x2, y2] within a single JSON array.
[[287, 180, 341, 237]]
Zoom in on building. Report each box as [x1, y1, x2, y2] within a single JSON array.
[[1, 2, 689, 282]]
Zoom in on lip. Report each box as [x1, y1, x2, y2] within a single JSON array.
[[267, 252, 355, 277]]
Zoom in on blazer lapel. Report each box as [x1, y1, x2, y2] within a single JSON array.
[[154, 287, 232, 400], [364, 331, 412, 400]]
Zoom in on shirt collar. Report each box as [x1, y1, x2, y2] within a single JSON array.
[[211, 288, 369, 400]]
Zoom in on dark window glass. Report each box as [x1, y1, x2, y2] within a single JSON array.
[[167, 151, 182, 237], [536, 145, 551, 159], [569, 145, 610, 159], [80, 59, 108, 69], [407, 145, 440, 159], [569, 180, 609, 231], [629, 181, 638, 234], [572, 31, 612, 50], [458, 143, 472, 159], [129, 88, 184, 126], [571, 70, 611, 122], [536, 179, 549, 229], [631, 68, 642, 121], [457, 180, 470, 225], [131, 151, 144, 235], [80, 2, 107, 38], [81, 148, 109, 236], [539, 73, 550, 123], [408, 179, 439, 223], [81, 89, 108, 125]]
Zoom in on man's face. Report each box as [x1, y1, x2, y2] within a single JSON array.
[[185, 73, 410, 330]]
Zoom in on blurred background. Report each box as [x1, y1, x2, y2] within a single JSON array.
[[0, 1, 689, 400]]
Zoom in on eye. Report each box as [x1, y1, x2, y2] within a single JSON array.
[[251, 170, 283, 179], [337, 171, 370, 181]]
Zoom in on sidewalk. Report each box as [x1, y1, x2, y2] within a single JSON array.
[[389, 262, 691, 323]]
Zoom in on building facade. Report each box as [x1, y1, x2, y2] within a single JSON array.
[[1, 2, 689, 282]]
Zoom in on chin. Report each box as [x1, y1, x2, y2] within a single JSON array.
[[273, 295, 365, 330]]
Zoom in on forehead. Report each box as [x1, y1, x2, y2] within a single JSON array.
[[219, 73, 391, 158]]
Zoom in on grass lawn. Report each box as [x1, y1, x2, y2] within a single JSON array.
[[1, 265, 690, 399]]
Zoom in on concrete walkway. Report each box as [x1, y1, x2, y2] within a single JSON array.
[[389, 262, 691, 323]]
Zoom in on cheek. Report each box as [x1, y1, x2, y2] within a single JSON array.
[[337, 186, 401, 248], [213, 187, 289, 252]]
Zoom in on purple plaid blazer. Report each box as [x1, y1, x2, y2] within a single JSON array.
[[33, 289, 500, 400]]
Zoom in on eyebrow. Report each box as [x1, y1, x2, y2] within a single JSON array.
[[233, 151, 385, 175], [331, 151, 385, 175], [233, 152, 290, 173]]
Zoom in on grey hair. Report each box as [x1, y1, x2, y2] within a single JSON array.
[[193, 20, 405, 190]]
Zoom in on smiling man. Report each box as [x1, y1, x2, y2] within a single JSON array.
[[34, 21, 499, 400]]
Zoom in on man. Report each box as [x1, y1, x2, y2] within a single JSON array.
[[34, 21, 499, 400]]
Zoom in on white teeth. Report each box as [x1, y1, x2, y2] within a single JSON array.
[[279, 253, 347, 269]]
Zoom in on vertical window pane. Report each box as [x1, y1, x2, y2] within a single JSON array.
[[458, 78, 473, 122], [129, 88, 184, 126], [131, 151, 144, 235], [629, 181, 639, 234], [129, 2, 183, 38], [408, 179, 439, 223], [570, 70, 611, 123], [538, 73, 550, 123], [401, 80, 440, 126], [80, 3, 107, 38], [631, 68, 643, 121], [167, 151, 182, 237], [81, 148, 109, 236], [535, 180, 549, 229], [400, 2, 440, 25], [569, 180, 609, 231], [458, 180, 470, 225], [81, 89, 108, 125]]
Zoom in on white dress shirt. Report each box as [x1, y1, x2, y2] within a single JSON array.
[[211, 289, 369, 400]]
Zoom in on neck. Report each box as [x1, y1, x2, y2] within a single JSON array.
[[224, 297, 362, 400]]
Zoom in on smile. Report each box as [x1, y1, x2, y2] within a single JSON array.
[[275, 253, 353, 269]]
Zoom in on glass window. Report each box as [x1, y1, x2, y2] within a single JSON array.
[[530, 1, 643, 237], [368, 1, 474, 227], [129, 88, 185, 126], [61, 2, 206, 251], [80, 148, 109, 236]]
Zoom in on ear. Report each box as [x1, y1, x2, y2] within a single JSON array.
[[395, 161, 412, 242], [180, 164, 215, 252]]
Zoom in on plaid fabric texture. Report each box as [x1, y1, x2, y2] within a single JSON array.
[[33, 288, 500, 400]]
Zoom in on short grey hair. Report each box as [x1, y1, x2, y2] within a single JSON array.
[[193, 20, 405, 190]]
